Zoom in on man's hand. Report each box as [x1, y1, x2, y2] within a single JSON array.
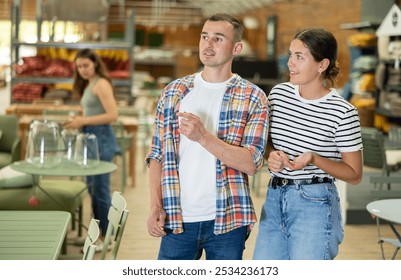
[[147, 206, 167, 237], [177, 112, 207, 142]]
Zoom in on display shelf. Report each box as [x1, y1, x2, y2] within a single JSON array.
[[133, 57, 177, 81], [374, 4, 401, 121], [340, 21, 380, 31], [11, 76, 130, 87], [9, 1, 135, 104], [11, 40, 132, 50], [376, 55, 401, 119]]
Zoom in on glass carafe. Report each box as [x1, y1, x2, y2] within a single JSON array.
[[73, 133, 100, 168], [26, 120, 64, 168], [61, 128, 79, 164]]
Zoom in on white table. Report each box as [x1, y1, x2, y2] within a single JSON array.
[[367, 199, 401, 224], [366, 199, 401, 259]]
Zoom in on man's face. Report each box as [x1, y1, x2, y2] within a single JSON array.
[[199, 20, 240, 68]]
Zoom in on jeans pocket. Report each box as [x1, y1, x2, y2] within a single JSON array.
[[299, 184, 330, 202]]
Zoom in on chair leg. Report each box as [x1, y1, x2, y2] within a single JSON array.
[[379, 240, 386, 260], [121, 151, 127, 193], [71, 211, 76, 231], [391, 248, 400, 260], [78, 205, 83, 237]]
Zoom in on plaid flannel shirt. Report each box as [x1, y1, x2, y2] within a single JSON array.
[[146, 73, 268, 235]]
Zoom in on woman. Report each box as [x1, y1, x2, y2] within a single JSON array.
[[253, 28, 363, 260], [64, 49, 118, 249]]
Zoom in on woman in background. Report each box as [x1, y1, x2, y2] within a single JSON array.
[[253, 28, 363, 260], [64, 48, 118, 250]]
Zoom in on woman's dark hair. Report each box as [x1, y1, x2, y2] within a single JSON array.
[[72, 48, 112, 96], [292, 28, 340, 88]]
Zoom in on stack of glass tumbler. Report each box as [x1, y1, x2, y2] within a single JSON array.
[[26, 120, 99, 168]]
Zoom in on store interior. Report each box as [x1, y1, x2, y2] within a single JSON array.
[[0, 0, 401, 260]]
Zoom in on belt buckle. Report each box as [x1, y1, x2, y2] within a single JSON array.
[[282, 178, 288, 186]]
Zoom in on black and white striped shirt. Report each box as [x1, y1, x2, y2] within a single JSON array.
[[268, 82, 362, 180]]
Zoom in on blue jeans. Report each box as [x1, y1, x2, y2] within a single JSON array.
[[158, 220, 248, 260], [83, 125, 116, 236], [253, 180, 344, 260]]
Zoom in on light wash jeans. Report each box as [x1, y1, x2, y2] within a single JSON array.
[[158, 220, 248, 260], [83, 125, 116, 236], [253, 179, 344, 260]]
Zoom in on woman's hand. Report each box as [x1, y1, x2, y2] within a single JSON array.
[[267, 150, 292, 172], [63, 116, 84, 130], [290, 152, 314, 170]]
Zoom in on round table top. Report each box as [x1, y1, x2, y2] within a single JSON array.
[[366, 199, 401, 224], [11, 160, 117, 177]]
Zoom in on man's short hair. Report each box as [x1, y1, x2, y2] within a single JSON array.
[[207, 13, 243, 43]]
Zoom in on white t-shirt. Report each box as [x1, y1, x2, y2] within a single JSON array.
[[178, 73, 229, 222]]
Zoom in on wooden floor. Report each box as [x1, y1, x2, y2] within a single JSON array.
[[64, 146, 400, 260]]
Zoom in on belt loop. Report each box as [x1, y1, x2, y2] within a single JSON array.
[[270, 178, 277, 189]]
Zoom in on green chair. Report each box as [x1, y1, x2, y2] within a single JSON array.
[[100, 191, 129, 260], [0, 115, 21, 168], [58, 217, 100, 260], [82, 219, 100, 260], [0, 166, 87, 238], [361, 127, 401, 192], [361, 127, 400, 177]]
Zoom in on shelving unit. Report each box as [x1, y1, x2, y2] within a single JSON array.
[[340, 22, 378, 102], [375, 4, 401, 122], [9, 0, 135, 103]]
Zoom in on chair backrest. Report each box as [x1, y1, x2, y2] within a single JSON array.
[[0, 115, 19, 153], [370, 176, 401, 200], [100, 191, 129, 260], [82, 218, 100, 260], [111, 121, 134, 150], [361, 127, 387, 170], [111, 121, 125, 137]]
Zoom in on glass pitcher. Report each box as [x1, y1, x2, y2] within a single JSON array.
[[61, 128, 79, 164], [25, 120, 64, 168], [73, 133, 100, 168]]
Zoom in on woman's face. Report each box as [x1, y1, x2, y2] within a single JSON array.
[[287, 39, 321, 86], [75, 57, 96, 80]]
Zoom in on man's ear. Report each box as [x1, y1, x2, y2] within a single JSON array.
[[233, 42, 243, 55]]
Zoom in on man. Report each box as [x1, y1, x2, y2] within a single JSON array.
[[145, 13, 268, 260]]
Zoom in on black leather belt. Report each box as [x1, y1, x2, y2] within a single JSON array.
[[271, 176, 333, 188]]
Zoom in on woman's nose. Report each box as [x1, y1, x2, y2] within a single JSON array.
[[287, 56, 294, 66]]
